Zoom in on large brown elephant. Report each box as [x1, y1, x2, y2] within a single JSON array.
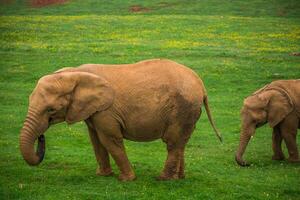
[[236, 80, 300, 166], [20, 59, 222, 181]]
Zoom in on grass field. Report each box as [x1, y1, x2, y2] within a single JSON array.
[[0, 0, 300, 199]]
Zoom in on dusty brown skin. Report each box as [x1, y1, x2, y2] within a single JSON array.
[[236, 80, 300, 166], [20, 59, 222, 181]]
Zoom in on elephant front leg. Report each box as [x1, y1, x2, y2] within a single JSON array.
[[272, 126, 285, 161], [280, 116, 299, 163], [86, 124, 113, 176], [91, 112, 135, 181], [97, 132, 136, 181]]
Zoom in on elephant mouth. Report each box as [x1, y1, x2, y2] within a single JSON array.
[[48, 116, 65, 125], [48, 117, 54, 125], [255, 121, 266, 128], [37, 135, 45, 163]]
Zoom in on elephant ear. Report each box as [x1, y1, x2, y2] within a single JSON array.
[[267, 88, 293, 128], [65, 72, 115, 124], [242, 91, 270, 122], [242, 84, 270, 110]]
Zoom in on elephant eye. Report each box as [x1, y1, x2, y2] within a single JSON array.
[[47, 108, 56, 113]]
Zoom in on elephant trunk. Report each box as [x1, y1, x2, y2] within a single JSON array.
[[19, 109, 46, 166], [235, 122, 255, 167]]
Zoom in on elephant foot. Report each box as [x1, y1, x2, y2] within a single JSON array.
[[156, 173, 179, 181], [96, 168, 114, 176], [178, 173, 185, 179], [272, 154, 285, 161], [287, 157, 300, 163], [118, 173, 136, 181]]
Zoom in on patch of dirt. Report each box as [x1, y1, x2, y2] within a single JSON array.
[[290, 52, 300, 56], [0, 0, 14, 5], [129, 2, 177, 13], [277, 8, 287, 17], [30, 0, 68, 8], [157, 2, 176, 8], [129, 5, 151, 13]]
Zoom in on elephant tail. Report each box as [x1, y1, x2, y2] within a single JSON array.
[[203, 95, 223, 142]]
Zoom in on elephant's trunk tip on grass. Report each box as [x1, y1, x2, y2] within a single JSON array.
[[235, 122, 254, 167]]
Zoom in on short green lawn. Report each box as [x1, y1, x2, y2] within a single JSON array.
[[0, 0, 299, 199]]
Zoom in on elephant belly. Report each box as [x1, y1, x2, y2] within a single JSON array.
[[122, 114, 166, 142]]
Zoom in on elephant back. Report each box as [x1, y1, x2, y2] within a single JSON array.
[[269, 80, 300, 116]]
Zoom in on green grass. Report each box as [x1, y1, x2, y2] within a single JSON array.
[[0, 0, 300, 199]]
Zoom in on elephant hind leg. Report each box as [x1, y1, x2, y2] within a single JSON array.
[[178, 147, 185, 179], [158, 123, 195, 180], [157, 145, 182, 180]]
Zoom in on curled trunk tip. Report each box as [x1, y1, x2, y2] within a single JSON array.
[[20, 125, 46, 166], [36, 135, 45, 163]]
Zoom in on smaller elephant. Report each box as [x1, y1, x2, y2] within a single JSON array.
[[236, 80, 300, 166]]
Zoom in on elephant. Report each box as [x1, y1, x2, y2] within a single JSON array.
[[19, 59, 222, 181], [235, 79, 300, 166]]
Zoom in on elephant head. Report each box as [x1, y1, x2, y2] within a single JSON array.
[[20, 71, 115, 166], [235, 86, 294, 166]]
